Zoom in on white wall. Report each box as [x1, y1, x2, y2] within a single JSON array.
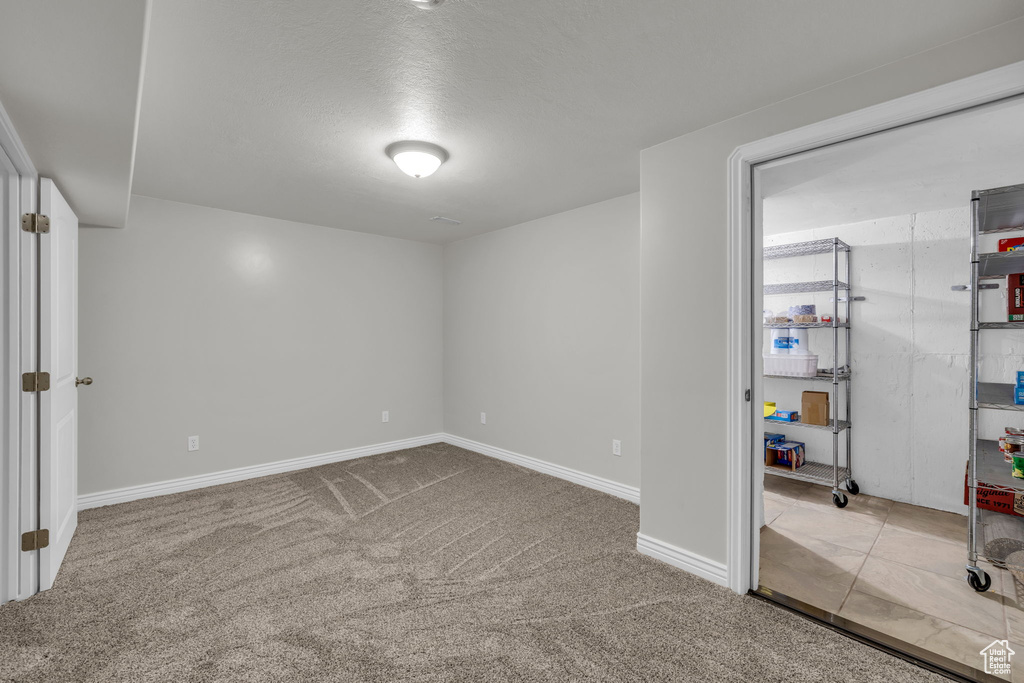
[[763, 207, 1024, 514], [443, 193, 641, 489], [640, 20, 1024, 566], [78, 196, 443, 496]]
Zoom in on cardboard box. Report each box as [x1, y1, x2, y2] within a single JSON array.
[[1017, 370, 1024, 387], [965, 462, 1024, 517], [766, 410, 799, 422], [767, 442, 805, 470], [801, 391, 830, 426], [1009, 273, 1024, 320], [1016, 386, 1024, 406], [1000, 237, 1024, 252], [764, 432, 785, 460]]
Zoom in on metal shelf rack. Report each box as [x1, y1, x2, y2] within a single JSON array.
[[765, 461, 850, 487], [765, 417, 850, 432], [763, 237, 857, 508], [765, 369, 851, 382], [967, 183, 1024, 594]]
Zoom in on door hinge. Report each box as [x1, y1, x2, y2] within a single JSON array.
[[21, 529, 49, 552], [21, 213, 50, 234], [744, 389, 751, 402], [22, 371, 50, 392]]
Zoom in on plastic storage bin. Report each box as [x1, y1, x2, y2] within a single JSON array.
[[763, 353, 818, 378]]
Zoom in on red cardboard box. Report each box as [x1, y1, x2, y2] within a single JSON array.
[[1000, 237, 1024, 252], [965, 462, 1024, 517], [1009, 273, 1024, 321]]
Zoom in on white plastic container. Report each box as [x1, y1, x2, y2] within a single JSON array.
[[764, 353, 818, 377], [788, 328, 810, 355], [769, 329, 793, 355]]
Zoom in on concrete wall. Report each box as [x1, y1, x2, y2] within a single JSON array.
[[763, 208, 1024, 514], [78, 196, 443, 496], [443, 193, 641, 489], [640, 20, 1024, 566]]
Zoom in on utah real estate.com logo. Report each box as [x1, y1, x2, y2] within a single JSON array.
[[981, 640, 1014, 676]]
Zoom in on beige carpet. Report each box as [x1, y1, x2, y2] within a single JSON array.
[[0, 443, 942, 682]]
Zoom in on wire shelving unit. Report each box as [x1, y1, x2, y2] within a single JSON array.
[[763, 237, 858, 508], [966, 183, 1024, 594]]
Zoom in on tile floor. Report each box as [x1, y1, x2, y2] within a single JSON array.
[[760, 474, 1020, 680]]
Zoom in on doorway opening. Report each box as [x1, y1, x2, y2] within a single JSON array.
[[728, 61, 1024, 679]]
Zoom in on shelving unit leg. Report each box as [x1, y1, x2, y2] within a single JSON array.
[[831, 239, 847, 508], [965, 193, 991, 592], [845, 247, 856, 495]]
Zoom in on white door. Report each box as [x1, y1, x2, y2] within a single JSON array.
[[0, 144, 19, 603], [38, 178, 78, 590]]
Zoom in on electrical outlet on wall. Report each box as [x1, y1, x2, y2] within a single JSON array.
[[382, 410, 390, 423], [188, 435, 199, 452], [612, 439, 621, 457], [480, 412, 487, 425]]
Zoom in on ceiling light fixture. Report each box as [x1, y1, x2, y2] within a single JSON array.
[[386, 141, 449, 179], [409, 0, 444, 8]]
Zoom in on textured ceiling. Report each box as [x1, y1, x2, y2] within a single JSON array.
[[0, 0, 148, 228], [761, 95, 1024, 234], [132, 1, 1024, 243], [5, 1, 1024, 240]]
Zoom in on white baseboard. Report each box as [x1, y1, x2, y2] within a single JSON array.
[[77, 433, 446, 510], [636, 532, 728, 588], [441, 433, 640, 504], [79, 432, 642, 512]]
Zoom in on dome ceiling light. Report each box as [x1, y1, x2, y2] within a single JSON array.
[[385, 141, 449, 179], [409, 0, 445, 8]]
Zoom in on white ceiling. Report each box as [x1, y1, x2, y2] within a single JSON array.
[[0, 0, 148, 228], [761, 95, 1024, 234], [2, 1, 1024, 239], [130, 0, 1024, 243]]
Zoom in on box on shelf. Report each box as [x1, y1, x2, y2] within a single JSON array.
[[1017, 386, 1024, 406], [763, 353, 818, 378], [764, 432, 785, 458], [1018, 371, 1024, 387], [1000, 237, 1024, 252], [766, 410, 799, 422], [767, 441, 805, 470], [965, 462, 1024, 517], [801, 391, 830, 426], [1009, 273, 1024, 321]]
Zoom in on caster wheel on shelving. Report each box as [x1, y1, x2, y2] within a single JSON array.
[[846, 479, 860, 496], [832, 492, 849, 508], [967, 571, 992, 593]]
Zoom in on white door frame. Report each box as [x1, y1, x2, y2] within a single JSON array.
[[0, 97, 38, 603], [725, 60, 1024, 595]]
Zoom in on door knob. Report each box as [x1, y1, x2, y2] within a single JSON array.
[[75, 377, 92, 387]]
